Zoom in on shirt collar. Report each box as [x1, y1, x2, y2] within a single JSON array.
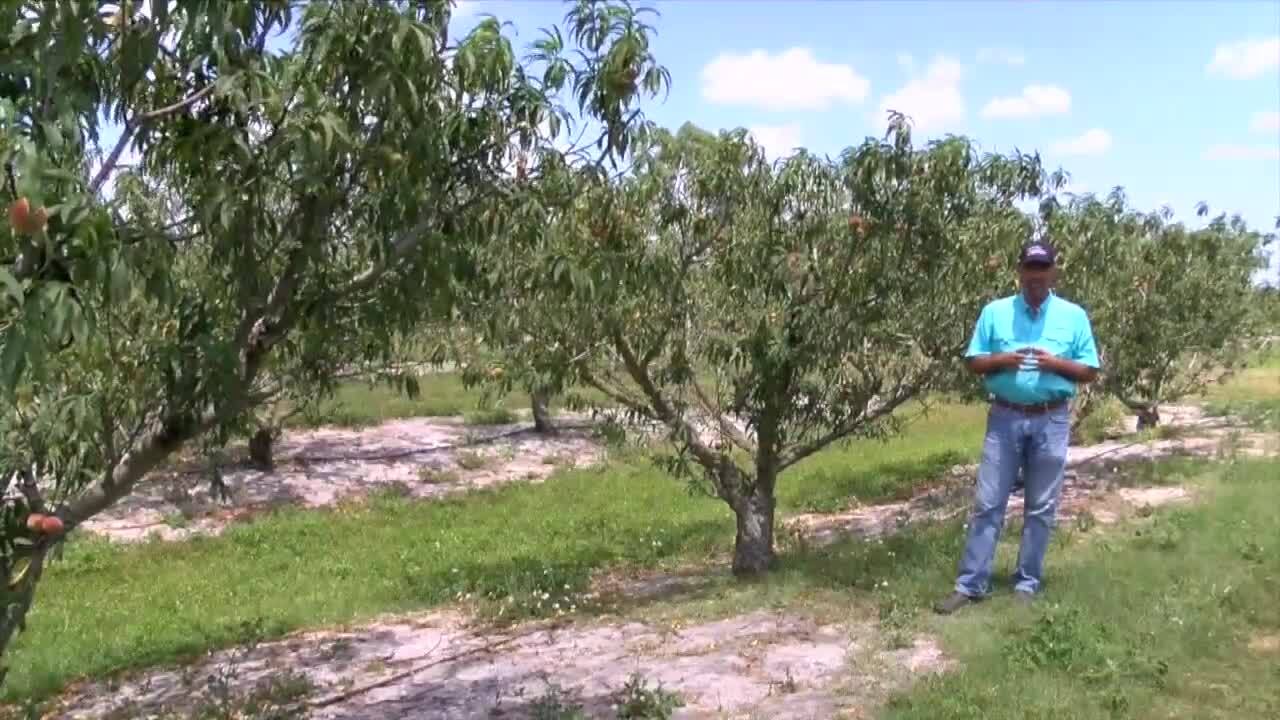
[[1015, 289, 1055, 318]]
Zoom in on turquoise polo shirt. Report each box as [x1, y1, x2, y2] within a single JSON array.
[[964, 292, 1101, 405]]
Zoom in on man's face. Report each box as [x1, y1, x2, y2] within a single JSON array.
[[1018, 262, 1056, 303]]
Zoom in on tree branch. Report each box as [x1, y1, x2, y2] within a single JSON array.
[[89, 125, 137, 194], [777, 380, 926, 472], [89, 84, 220, 194], [576, 367, 656, 420], [611, 329, 726, 475], [689, 377, 756, 455], [139, 83, 219, 122], [64, 404, 220, 525]]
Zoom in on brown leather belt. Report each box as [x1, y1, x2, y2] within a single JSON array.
[[991, 397, 1069, 414]]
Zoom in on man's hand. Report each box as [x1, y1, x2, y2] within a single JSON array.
[[1025, 347, 1099, 383], [967, 352, 1025, 375]]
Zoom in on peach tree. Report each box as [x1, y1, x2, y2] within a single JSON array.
[[466, 117, 1049, 574], [0, 0, 664, 677], [1043, 191, 1272, 428]]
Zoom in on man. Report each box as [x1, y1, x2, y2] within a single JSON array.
[[934, 238, 1101, 614]]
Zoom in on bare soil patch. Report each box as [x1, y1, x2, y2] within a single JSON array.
[[48, 609, 946, 720], [1247, 633, 1280, 655], [80, 418, 605, 543]]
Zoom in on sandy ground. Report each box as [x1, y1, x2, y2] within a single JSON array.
[[79, 418, 607, 543], [51, 609, 948, 720]]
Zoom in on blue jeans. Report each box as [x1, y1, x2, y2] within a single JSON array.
[[955, 403, 1071, 596]]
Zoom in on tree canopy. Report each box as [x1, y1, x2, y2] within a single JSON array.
[[0, 0, 667, 677]]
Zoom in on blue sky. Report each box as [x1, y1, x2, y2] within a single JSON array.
[[455, 0, 1280, 282]]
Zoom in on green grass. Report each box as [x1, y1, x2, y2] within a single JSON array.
[[2, 403, 985, 703], [567, 458, 1279, 719], [1201, 347, 1280, 431], [877, 457, 1280, 720]]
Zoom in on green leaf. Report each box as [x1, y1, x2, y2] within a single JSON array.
[[109, 258, 131, 303], [0, 326, 26, 394], [69, 303, 90, 343], [45, 284, 70, 343], [40, 120, 63, 150], [0, 269, 23, 305]]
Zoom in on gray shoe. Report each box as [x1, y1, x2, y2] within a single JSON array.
[[933, 591, 979, 615]]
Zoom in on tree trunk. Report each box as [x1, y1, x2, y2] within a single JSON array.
[[531, 387, 554, 434], [731, 486, 776, 575], [248, 425, 275, 470], [0, 548, 47, 681]]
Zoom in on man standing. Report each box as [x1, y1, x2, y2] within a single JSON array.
[[934, 238, 1101, 614]]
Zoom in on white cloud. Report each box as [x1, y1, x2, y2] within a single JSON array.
[[1251, 110, 1280, 133], [1207, 36, 1280, 78], [981, 84, 1071, 119], [976, 48, 1026, 66], [1203, 143, 1280, 161], [748, 124, 803, 160], [873, 55, 965, 133], [701, 48, 870, 111], [1050, 128, 1112, 157]]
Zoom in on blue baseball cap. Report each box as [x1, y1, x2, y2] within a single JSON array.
[[1019, 240, 1056, 267]]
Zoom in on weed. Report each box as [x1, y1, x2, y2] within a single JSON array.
[[612, 673, 683, 719], [417, 466, 460, 484], [368, 482, 413, 501], [163, 512, 190, 529], [877, 592, 916, 649], [529, 683, 587, 720], [767, 667, 799, 695], [1075, 398, 1129, 444], [543, 452, 575, 467], [455, 450, 491, 471], [465, 407, 518, 426], [1074, 508, 1098, 533]]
